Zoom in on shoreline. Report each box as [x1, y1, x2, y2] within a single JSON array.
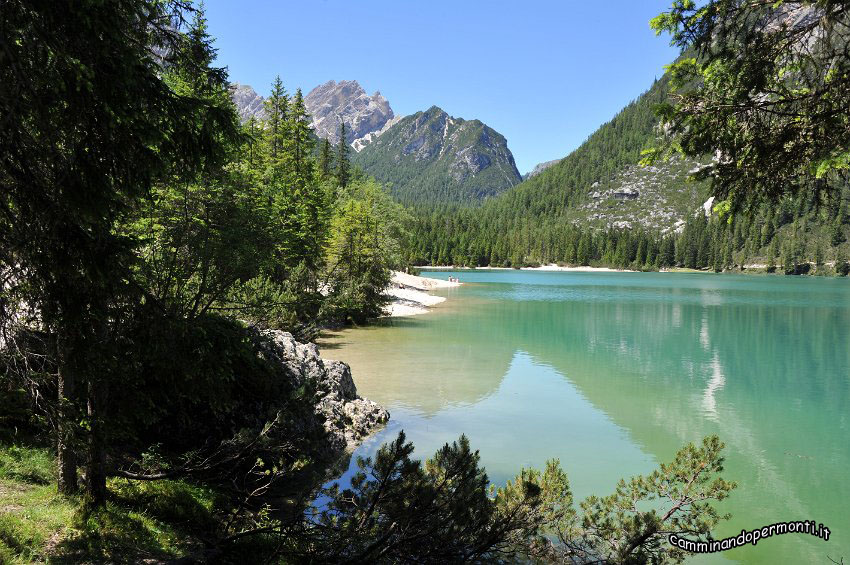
[[384, 271, 461, 317], [418, 264, 637, 273], [415, 263, 847, 276]]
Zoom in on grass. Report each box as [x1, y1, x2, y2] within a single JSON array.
[[0, 445, 73, 564], [0, 443, 223, 564]]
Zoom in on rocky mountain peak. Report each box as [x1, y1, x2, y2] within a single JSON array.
[[304, 79, 394, 146], [229, 83, 266, 122], [523, 159, 560, 180]]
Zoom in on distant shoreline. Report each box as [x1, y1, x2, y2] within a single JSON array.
[[419, 264, 638, 273], [419, 264, 848, 277]]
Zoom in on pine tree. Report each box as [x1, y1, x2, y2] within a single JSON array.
[[635, 237, 647, 268], [830, 202, 846, 246], [723, 236, 734, 270], [336, 121, 351, 188], [287, 89, 328, 283], [781, 237, 802, 275], [180, 2, 217, 94]]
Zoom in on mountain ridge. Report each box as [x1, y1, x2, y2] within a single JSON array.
[[353, 105, 522, 205]]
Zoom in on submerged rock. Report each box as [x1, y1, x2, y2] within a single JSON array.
[[253, 329, 389, 454]]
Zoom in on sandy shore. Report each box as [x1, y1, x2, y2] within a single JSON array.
[[384, 271, 460, 317], [519, 264, 636, 272]]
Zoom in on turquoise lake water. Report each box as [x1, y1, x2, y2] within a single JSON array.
[[318, 270, 850, 563]]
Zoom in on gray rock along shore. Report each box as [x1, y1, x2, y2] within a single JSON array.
[[253, 329, 389, 454]]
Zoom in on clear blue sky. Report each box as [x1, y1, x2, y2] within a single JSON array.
[[203, 0, 679, 174]]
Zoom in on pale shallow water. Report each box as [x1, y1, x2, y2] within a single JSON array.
[[318, 270, 850, 563]]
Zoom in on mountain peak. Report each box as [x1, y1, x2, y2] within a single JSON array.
[[354, 106, 521, 205], [304, 80, 394, 145], [229, 83, 265, 122]]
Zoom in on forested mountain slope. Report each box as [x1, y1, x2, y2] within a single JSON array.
[[409, 74, 849, 272], [479, 75, 706, 232], [352, 106, 522, 205]]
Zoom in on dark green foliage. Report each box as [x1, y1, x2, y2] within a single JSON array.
[[412, 66, 850, 274], [650, 0, 850, 210], [323, 179, 411, 324], [0, 0, 242, 504], [302, 432, 509, 562], [277, 432, 734, 564], [318, 138, 334, 181], [112, 314, 305, 452], [1, 2, 748, 561], [263, 76, 289, 172], [336, 122, 351, 188], [1, 0, 405, 510], [835, 246, 850, 276]]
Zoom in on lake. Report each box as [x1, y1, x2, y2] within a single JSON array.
[[318, 270, 850, 563]]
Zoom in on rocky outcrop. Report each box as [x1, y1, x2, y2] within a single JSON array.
[[230, 83, 266, 123], [304, 80, 395, 146], [352, 114, 404, 152], [254, 329, 388, 454], [572, 156, 707, 233]]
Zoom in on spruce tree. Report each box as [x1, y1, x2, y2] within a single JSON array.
[[766, 239, 778, 273], [660, 237, 675, 268], [814, 240, 825, 273], [318, 138, 334, 181], [830, 203, 846, 246], [264, 76, 289, 174], [336, 121, 351, 188], [0, 0, 239, 505], [836, 246, 850, 276], [288, 88, 329, 282], [245, 116, 259, 169], [287, 88, 315, 192]]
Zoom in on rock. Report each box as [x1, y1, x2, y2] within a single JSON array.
[[252, 328, 389, 454], [229, 83, 266, 123], [304, 80, 395, 146], [702, 196, 716, 217], [613, 187, 640, 200], [523, 158, 560, 180], [352, 114, 404, 152]]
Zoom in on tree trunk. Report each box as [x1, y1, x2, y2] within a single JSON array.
[[56, 334, 77, 495], [85, 377, 108, 507]]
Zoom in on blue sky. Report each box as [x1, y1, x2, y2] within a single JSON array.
[[203, 0, 679, 174]]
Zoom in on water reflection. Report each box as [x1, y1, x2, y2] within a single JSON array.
[[323, 272, 850, 563]]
